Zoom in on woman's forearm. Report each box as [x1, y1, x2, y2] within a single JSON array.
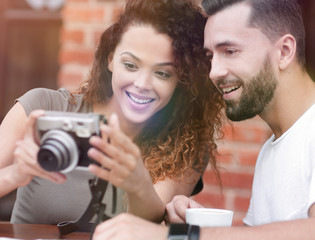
[[127, 180, 166, 223], [0, 165, 23, 197]]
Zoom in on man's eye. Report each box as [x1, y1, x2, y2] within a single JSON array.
[[156, 71, 171, 79], [124, 62, 138, 70], [225, 49, 238, 56], [206, 52, 213, 62]]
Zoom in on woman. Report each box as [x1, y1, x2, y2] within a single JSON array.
[[0, 0, 224, 224]]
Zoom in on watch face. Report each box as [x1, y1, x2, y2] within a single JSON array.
[[168, 223, 189, 240]]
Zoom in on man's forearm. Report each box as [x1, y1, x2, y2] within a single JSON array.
[[200, 218, 315, 240]]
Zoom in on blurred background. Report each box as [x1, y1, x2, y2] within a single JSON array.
[[0, 0, 314, 224]]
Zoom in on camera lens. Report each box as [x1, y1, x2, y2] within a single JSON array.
[[37, 130, 79, 172]]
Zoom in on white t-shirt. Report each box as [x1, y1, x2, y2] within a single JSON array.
[[243, 103, 315, 226]]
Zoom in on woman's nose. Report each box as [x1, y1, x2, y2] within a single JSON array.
[[134, 73, 153, 91]]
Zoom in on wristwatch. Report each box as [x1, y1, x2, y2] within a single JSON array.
[[167, 223, 190, 240], [167, 223, 200, 240]]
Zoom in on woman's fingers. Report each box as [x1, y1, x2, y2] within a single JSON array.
[[88, 113, 148, 192], [13, 140, 66, 185], [24, 110, 45, 143], [101, 115, 140, 157], [89, 127, 140, 169], [88, 147, 134, 179]]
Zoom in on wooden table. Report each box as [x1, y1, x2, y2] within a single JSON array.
[[0, 222, 90, 239]]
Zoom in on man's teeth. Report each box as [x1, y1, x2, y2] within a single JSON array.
[[222, 86, 239, 94], [129, 93, 153, 104]]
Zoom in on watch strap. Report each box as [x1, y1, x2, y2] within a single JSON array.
[[188, 225, 200, 240], [168, 223, 190, 240], [168, 223, 200, 240]]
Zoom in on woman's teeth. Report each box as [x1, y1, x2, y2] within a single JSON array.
[[128, 93, 154, 104]]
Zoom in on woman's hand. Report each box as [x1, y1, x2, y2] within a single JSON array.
[[165, 195, 205, 223], [88, 113, 151, 194], [88, 113, 167, 221], [11, 110, 66, 187]]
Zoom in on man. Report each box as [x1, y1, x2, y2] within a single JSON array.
[[92, 0, 315, 239]]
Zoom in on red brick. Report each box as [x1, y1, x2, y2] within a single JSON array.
[[221, 124, 234, 141], [192, 192, 226, 209], [59, 49, 94, 66], [234, 196, 251, 212], [215, 147, 234, 164], [222, 171, 253, 189], [204, 170, 254, 189], [222, 122, 271, 143], [62, 7, 105, 22], [238, 148, 259, 166], [61, 29, 84, 45], [57, 71, 84, 87]]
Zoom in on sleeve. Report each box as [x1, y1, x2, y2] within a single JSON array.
[[16, 88, 74, 116], [306, 115, 315, 214], [191, 178, 203, 196], [243, 197, 254, 226]]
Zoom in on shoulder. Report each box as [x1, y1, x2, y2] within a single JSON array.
[[16, 88, 89, 115]]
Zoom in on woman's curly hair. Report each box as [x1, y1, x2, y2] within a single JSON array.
[[76, 0, 225, 185]]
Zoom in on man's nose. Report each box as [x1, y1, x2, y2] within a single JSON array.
[[209, 56, 228, 84]]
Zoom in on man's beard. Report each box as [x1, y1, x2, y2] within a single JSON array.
[[225, 57, 278, 121]]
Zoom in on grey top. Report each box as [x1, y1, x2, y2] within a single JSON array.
[[11, 88, 126, 224]]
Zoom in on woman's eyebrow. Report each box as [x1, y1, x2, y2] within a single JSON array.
[[156, 62, 174, 67], [121, 51, 174, 67], [121, 51, 140, 61]]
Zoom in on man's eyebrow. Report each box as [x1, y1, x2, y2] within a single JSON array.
[[215, 41, 237, 48], [204, 40, 238, 52], [121, 51, 174, 67]]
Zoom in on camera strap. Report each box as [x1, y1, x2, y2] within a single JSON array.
[[57, 177, 116, 238]]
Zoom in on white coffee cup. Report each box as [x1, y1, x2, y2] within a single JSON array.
[[186, 208, 233, 227]]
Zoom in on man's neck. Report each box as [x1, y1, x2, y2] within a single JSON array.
[[259, 68, 315, 139]]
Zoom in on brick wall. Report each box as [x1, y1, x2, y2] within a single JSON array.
[[58, 0, 272, 226], [58, 0, 125, 90]]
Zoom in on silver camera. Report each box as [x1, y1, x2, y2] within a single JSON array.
[[36, 111, 106, 173]]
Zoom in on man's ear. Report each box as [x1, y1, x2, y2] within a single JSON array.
[[108, 53, 114, 72], [276, 34, 296, 70]]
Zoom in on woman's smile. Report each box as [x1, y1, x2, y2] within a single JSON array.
[[125, 90, 156, 111]]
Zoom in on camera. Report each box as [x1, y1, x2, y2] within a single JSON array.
[[36, 111, 106, 173]]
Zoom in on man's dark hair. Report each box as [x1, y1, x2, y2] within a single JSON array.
[[202, 0, 306, 68]]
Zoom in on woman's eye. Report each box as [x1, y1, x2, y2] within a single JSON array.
[[123, 62, 138, 71], [155, 71, 171, 79]]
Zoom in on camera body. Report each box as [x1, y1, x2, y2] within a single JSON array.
[[36, 111, 105, 173]]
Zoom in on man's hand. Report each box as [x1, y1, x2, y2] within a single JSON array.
[[92, 213, 168, 240]]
